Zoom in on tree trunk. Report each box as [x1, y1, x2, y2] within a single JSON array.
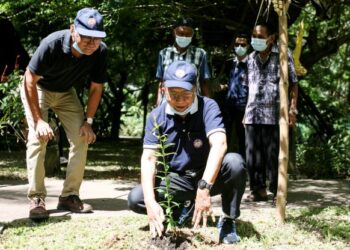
[[276, 1, 290, 224], [107, 71, 127, 140]]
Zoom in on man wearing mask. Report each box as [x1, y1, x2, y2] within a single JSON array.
[[221, 33, 250, 158], [21, 8, 108, 220], [244, 23, 298, 202], [156, 17, 211, 105], [128, 61, 246, 244]]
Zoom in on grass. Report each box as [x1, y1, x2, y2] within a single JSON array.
[[0, 206, 349, 249], [0, 138, 142, 181], [0, 138, 349, 249]]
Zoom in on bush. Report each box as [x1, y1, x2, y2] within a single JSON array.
[[296, 128, 350, 178], [0, 70, 26, 149]]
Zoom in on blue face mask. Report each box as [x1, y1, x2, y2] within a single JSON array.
[[175, 35, 192, 48], [235, 46, 247, 57], [251, 38, 268, 52], [72, 42, 85, 55]]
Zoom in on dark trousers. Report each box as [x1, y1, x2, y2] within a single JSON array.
[[223, 106, 246, 159], [128, 153, 247, 219], [245, 124, 279, 195]]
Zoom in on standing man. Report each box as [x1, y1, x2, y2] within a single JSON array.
[[156, 17, 211, 105], [21, 8, 108, 220], [244, 23, 298, 202], [221, 33, 250, 157], [128, 61, 246, 244]]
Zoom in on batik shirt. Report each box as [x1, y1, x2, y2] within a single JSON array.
[[244, 44, 298, 125], [156, 45, 210, 95]]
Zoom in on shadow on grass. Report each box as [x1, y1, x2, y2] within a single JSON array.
[[4, 215, 72, 230], [83, 198, 128, 211], [288, 206, 350, 242]]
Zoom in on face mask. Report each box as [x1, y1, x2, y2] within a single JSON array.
[[72, 41, 85, 55], [167, 95, 198, 116], [235, 46, 247, 57], [251, 38, 268, 52], [175, 35, 192, 48], [169, 104, 193, 116]]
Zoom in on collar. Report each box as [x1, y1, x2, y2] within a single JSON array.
[[62, 30, 72, 54], [235, 55, 248, 64], [165, 95, 198, 115], [171, 44, 192, 56], [271, 43, 279, 53]]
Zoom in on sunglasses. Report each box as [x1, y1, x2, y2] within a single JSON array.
[[234, 43, 247, 47]]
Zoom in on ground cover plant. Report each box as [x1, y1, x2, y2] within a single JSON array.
[[1, 139, 349, 249], [0, 206, 349, 249]]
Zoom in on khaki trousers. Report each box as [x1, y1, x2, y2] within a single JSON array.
[[20, 84, 88, 198]]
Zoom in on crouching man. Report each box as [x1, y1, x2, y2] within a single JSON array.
[[128, 61, 246, 244]]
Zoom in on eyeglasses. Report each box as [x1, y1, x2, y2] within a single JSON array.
[[235, 43, 247, 47], [167, 90, 194, 101], [79, 34, 102, 44]]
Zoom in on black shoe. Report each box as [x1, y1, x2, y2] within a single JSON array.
[[217, 217, 240, 244], [177, 200, 195, 227]]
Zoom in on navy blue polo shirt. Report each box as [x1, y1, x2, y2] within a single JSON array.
[[28, 30, 107, 92], [144, 96, 225, 172]]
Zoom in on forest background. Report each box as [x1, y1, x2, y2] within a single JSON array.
[[0, 0, 349, 179]]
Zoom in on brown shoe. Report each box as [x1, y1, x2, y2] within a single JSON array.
[[29, 197, 49, 220], [244, 189, 268, 202], [57, 195, 92, 213]]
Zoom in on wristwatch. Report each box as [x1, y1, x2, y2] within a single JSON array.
[[198, 179, 212, 191], [86, 117, 93, 125]]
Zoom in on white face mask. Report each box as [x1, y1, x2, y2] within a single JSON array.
[[169, 104, 193, 116], [235, 46, 247, 57], [251, 38, 268, 52], [175, 35, 192, 48], [72, 41, 85, 55], [166, 95, 198, 116]]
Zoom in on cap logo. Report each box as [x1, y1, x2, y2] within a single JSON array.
[[87, 17, 97, 28], [175, 69, 186, 78]]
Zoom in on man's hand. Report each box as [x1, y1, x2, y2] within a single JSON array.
[[79, 122, 96, 144], [35, 119, 54, 142], [192, 188, 214, 228], [145, 200, 165, 238]]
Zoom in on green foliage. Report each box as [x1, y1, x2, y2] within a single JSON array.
[[152, 116, 179, 234], [289, 4, 350, 178], [0, 70, 26, 144], [119, 87, 144, 137], [327, 127, 350, 177]]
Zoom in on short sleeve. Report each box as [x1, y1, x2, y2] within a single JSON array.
[[155, 51, 164, 80], [90, 43, 108, 84], [143, 110, 161, 149], [199, 51, 211, 81], [28, 40, 52, 76], [287, 51, 298, 84], [203, 98, 225, 137]]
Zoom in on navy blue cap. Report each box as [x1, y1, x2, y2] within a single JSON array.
[[74, 8, 106, 38], [164, 61, 197, 91], [173, 18, 195, 29]]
